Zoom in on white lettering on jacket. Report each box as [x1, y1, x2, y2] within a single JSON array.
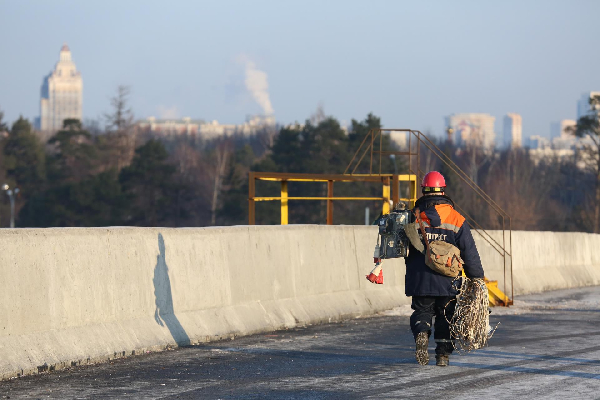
[[426, 233, 447, 241]]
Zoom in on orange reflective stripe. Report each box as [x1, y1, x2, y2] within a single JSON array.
[[435, 204, 453, 223], [420, 211, 431, 226], [419, 205, 465, 232], [435, 204, 465, 229]]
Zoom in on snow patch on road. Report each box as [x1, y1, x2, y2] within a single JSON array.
[[378, 304, 413, 316]]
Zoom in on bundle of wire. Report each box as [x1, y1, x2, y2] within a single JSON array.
[[446, 277, 497, 352]]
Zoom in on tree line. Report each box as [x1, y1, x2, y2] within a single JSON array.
[[0, 92, 598, 232]]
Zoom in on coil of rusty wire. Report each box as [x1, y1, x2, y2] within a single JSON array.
[[446, 277, 498, 352]]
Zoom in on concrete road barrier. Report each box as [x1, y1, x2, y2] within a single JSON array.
[[475, 230, 600, 295], [0, 226, 598, 379], [0, 226, 404, 379]]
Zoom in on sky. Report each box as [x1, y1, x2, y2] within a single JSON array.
[[0, 0, 599, 140]]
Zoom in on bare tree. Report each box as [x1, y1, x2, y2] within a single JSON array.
[[209, 140, 233, 225], [254, 125, 278, 157], [310, 103, 326, 126], [484, 148, 561, 230], [172, 141, 200, 177], [0, 108, 7, 133], [169, 141, 207, 226], [102, 85, 137, 170], [105, 86, 134, 132], [463, 144, 494, 186], [570, 94, 600, 233]]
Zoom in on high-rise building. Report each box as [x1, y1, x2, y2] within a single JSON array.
[[445, 113, 496, 150], [550, 119, 576, 139], [546, 119, 576, 150], [577, 91, 600, 120], [503, 113, 522, 149], [38, 44, 83, 133]]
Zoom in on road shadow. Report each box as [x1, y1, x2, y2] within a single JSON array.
[[153, 233, 191, 346]]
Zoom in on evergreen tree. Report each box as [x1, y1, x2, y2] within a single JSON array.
[[217, 144, 256, 225], [119, 140, 181, 226], [18, 170, 124, 227], [46, 119, 97, 183], [2, 117, 46, 195]]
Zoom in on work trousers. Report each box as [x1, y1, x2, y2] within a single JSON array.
[[410, 295, 456, 355]]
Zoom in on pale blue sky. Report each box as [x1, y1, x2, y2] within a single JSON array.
[[0, 0, 598, 140]]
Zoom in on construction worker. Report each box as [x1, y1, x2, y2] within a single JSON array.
[[405, 171, 484, 366]]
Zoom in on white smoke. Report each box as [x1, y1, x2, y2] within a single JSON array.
[[156, 105, 180, 119], [243, 59, 274, 115]]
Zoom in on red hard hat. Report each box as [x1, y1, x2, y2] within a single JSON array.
[[421, 171, 446, 188]]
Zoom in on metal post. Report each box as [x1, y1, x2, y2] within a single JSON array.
[[502, 216, 506, 297], [392, 174, 399, 208], [281, 180, 288, 225], [2, 185, 18, 228], [382, 177, 390, 215], [510, 216, 513, 303], [248, 172, 255, 225], [408, 131, 412, 176], [370, 130, 374, 175], [417, 132, 421, 183], [326, 180, 333, 225], [9, 193, 15, 228], [409, 176, 417, 209], [379, 130, 383, 174], [365, 207, 370, 225]]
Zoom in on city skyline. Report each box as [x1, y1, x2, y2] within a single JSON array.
[[1, 1, 599, 140], [23, 44, 599, 147], [17, 43, 600, 148]]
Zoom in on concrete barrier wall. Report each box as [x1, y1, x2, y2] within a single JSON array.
[[0, 226, 598, 379], [475, 230, 600, 295], [0, 225, 406, 379]]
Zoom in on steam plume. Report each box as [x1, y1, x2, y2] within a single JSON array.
[[244, 60, 274, 115], [156, 105, 180, 119]]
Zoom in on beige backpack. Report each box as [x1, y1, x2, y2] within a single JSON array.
[[414, 208, 464, 278]]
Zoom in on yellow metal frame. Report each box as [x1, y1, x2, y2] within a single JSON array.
[[485, 279, 511, 306], [249, 172, 418, 225]]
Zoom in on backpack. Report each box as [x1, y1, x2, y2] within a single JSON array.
[[414, 207, 464, 278]]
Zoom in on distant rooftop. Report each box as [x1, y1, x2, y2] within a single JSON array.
[[61, 43, 70, 52], [139, 117, 206, 124]]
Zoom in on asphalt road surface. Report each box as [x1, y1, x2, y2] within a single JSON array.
[[1, 286, 599, 399]]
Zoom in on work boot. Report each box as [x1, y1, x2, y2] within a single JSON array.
[[415, 332, 429, 365], [435, 354, 449, 367]]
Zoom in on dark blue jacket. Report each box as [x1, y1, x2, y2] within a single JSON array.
[[405, 195, 484, 297]]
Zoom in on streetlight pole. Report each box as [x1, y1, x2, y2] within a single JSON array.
[[2, 184, 19, 228]]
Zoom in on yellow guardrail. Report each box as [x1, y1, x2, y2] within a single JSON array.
[[249, 172, 417, 225]]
